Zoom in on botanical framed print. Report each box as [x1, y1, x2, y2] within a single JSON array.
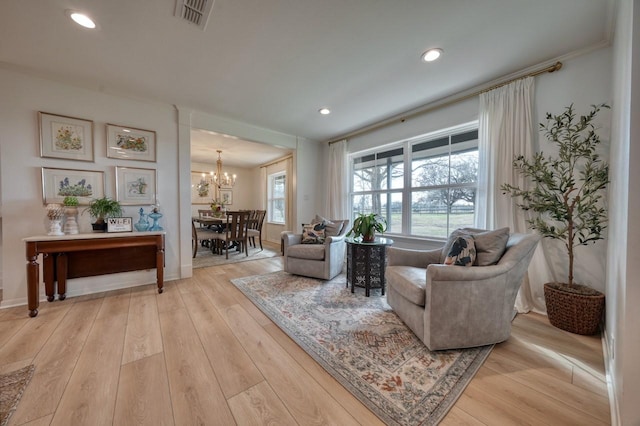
[[39, 112, 94, 162], [220, 189, 233, 205], [106, 124, 156, 162], [115, 166, 157, 205], [41, 167, 105, 205], [191, 171, 213, 205]]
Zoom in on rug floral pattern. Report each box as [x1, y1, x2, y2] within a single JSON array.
[[231, 271, 493, 426]]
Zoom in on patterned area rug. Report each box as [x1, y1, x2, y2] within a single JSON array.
[[231, 271, 493, 426], [192, 243, 280, 269], [0, 365, 35, 426]]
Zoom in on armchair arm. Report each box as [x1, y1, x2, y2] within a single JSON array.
[[387, 246, 441, 268], [282, 231, 302, 248], [427, 263, 511, 282], [325, 234, 346, 245]]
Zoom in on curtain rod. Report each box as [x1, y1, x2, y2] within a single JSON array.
[[259, 154, 293, 168], [328, 61, 563, 145]]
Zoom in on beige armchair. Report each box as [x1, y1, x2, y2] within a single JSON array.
[[282, 218, 349, 280], [385, 229, 540, 351]]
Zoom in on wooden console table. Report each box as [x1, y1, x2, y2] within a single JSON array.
[[24, 232, 165, 317]]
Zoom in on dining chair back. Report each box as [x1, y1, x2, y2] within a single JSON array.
[[211, 210, 251, 259], [247, 210, 267, 249]]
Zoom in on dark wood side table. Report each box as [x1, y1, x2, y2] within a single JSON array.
[[24, 232, 165, 317], [345, 237, 394, 297]]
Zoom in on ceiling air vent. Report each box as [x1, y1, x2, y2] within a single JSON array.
[[175, 0, 215, 30]]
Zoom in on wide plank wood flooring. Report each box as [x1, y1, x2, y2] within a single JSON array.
[[0, 242, 610, 425]]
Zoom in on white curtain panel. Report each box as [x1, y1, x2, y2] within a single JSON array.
[[327, 140, 349, 220], [285, 157, 294, 230], [476, 77, 553, 314]]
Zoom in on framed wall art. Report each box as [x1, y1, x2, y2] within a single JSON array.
[[116, 166, 157, 205], [41, 167, 105, 205], [191, 171, 213, 205], [106, 124, 156, 162], [39, 112, 94, 162], [220, 189, 233, 205]]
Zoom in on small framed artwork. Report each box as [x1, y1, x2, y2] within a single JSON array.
[[39, 112, 94, 162], [41, 167, 105, 205], [191, 171, 213, 205], [106, 124, 156, 162], [220, 189, 233, 205], [116, 166, 157, 205]]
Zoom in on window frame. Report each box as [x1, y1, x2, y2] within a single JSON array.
[[349, 122, 479, 240], [267, 171, 286, 224]]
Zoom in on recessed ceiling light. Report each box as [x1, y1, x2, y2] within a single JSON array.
[[319, 108, 331, 115], [67, 11, 97, 29], [421, 48, 443, 62]]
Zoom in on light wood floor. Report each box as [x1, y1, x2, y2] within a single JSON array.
[[0, 244, 610, 425]]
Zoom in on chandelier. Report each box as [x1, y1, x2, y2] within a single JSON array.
[[213, 150, 236, 188]]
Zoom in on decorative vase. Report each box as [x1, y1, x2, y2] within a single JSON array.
[[148, 211, 163, 231], [46, 203, 64, 236], [362, 233, 376, 243], [92, 221, 107, 232], [48, 219, 64, 236], [544, 282, 605, 335], [134, 208, 150, 232], [63, 206, 79, 235]]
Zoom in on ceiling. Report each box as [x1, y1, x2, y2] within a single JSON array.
[[0, 0, 613, 163]]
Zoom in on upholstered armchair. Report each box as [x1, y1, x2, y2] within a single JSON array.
[[385, 228, 540, 351], [282, 218, 349, 280]]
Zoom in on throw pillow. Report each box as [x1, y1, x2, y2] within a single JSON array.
[[444, 235, 476, 266], [442, 227, 510, 266], [301, 222, 326, 244]]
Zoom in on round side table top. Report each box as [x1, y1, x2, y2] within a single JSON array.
[[345, 236, 394, 246]]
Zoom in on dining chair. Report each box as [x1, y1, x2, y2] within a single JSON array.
[[191, 219, 219, 258], [210, 211, 251, 259], [247, 210, 267, 250]]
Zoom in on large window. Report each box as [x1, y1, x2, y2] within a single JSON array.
[[350, 124, 478, 239], [268, 171, 286, 224]]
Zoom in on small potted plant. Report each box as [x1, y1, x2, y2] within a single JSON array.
[[62, 196, 80, 235], [501, 103, 609, 335], [83, 197, 124, 232], [346, 213, 387, 242]]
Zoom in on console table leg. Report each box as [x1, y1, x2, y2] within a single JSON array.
[[156, 245, 164, 294], [43, 253, 55, 302], [26, 244, 40, 317]]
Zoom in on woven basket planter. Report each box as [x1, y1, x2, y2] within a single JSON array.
[[544, 283, 605, 335]]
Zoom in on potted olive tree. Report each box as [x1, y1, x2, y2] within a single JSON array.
[[346, 213, 387, 242], [501, 103, 609, 335], [83, 197, 123, 232]]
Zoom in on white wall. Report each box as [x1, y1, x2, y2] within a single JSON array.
[[608, 0, 640, 423], [0, 67, 181, 306]]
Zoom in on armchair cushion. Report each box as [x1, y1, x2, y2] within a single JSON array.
[[287, 244, 325, 261], [444, 235, 476, 266], [385, 266, 427, 306]]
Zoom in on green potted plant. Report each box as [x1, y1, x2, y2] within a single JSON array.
[[346, 213, 387, 242], [83, 197, 124, 232], [501, 103, 609, 335]]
